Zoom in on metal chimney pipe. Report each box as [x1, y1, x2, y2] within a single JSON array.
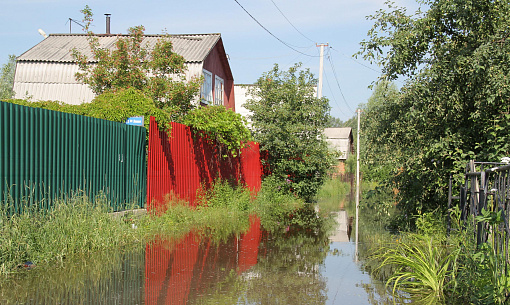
[[105, 14, 111, 34]]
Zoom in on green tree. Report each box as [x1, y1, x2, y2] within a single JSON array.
[[71, 6, 201, 119], [245, 63, 333, 202], [0, 55, 16, 100], [326, 116, 344, 127], [358, 0, 510, 225], [361, 80, 400, 182]]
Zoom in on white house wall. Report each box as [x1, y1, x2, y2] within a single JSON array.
[[234, 85, 256, 124], [327, 138, 351, 160], [13, 61, 205, 105], [13, 62, 95, 104]]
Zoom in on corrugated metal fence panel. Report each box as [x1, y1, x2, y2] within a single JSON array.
[[0, 101, 146, 214], [147, 117, 262, 210], [240, 142, 262, 194]]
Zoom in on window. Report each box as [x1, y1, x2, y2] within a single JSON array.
[[201, 69, 213, 104], [214, 76, 224, 106]]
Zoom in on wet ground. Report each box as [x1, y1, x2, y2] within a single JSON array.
[[0, 211, 395, 304]]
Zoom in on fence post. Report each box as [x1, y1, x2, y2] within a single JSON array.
[[476, 170, 486, 246]]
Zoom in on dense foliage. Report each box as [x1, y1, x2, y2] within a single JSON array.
[[360, 80, 400, 183], [182, 105, 253, 157], [4, 88, 172, 132], [0, 55, 16, 100], [245, 63, 333, 202], [358, 0, 510, 225], [71, 6, 202, 119]]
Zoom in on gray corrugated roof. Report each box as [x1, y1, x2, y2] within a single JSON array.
[[324, 128, 352, 139], [17, 33, 221, 63]]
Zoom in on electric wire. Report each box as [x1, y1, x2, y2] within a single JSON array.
[[330, 46, 407, 86], [323, 69, 348, 118], [330, 46, 382, 74], [326, 48, 354, 113], [269, 0, 316, 45], [233, 0, 319, 57]]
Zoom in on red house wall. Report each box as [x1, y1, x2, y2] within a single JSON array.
[[202, 39, 235, 111]]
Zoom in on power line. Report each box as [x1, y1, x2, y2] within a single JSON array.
[[233, 0, 319, 58], [330, 46, 381, 74], [326, 48, 354, 113], [322, 46, 348, 118], [269, 0, 316, 45], [323, 70, 348, 118]]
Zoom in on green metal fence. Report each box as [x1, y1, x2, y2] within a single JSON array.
[[0, 101, 146, 215]]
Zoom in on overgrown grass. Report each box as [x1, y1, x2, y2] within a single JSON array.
[[315, 176, 351, 215], [0, 177, 312, 277]]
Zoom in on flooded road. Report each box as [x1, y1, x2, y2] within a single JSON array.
[[0, 212, 391, 304]]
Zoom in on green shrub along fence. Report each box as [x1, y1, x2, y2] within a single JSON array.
[[0, 101, 146, 215]]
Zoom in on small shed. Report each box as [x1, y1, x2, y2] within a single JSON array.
[[323, 127, 354, 160], [13, 33, 235, 109]]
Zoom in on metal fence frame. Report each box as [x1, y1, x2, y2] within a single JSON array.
[[450, 160, 510, 252]]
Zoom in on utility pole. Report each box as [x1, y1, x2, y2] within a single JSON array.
[[316, 43, 328, 98], [355, 109, 361, 262]]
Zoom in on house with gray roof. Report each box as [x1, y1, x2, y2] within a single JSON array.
[[13, 33, 235, 109], [323, 127, 354, 161]]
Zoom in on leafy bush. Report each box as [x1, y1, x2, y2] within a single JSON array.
[[182, 105, 253, 157]]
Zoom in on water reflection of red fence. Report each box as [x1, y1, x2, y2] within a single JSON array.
[[147, 117, 262, 208], [145, 215, 262, 304]]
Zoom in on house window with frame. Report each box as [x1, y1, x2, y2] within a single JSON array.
[[201, 69, 213, 104], [214, 76, 224, 106]]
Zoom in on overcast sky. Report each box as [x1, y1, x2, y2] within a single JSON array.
[[1, 0, 422, 121]]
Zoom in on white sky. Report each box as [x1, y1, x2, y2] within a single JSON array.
[[0, 0, 422, 121]]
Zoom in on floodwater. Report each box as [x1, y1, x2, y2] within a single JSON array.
[[0, 212, 397, 305]]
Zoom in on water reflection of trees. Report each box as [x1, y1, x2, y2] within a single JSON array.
[[196, 226, 331, 305], [243, 229, 330, 304]]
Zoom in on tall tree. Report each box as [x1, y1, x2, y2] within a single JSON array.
[[71, 6, 201, 118], [245, 63, 332, 202], [361, 80, 400, 182], [358, 0, 510, 223], [326, 116, 344, 127], [0, 55, 16, 100]]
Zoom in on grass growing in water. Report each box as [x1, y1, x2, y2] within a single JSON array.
[[0, 178, 314, 277], [373, 234, 459, 299]]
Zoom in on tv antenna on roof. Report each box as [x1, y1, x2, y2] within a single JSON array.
[[67, 18, 85, 33]]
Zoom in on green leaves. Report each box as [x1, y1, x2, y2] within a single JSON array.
[[245, 63, 332, 202], [71, 7, 200, 116], [358, 0, 510, 223], [374, 234, 459, 300], [182, 105, 252, 157], [0, 55, 16, 100]]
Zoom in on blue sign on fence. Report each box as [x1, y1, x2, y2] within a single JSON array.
[[126, 116, 144, 126]]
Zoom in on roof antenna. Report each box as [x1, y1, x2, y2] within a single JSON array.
[[67, 18, 85, 33], [105, 14, 111, 35]]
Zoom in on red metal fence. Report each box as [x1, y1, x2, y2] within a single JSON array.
[[147, 117, 261, 209]]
